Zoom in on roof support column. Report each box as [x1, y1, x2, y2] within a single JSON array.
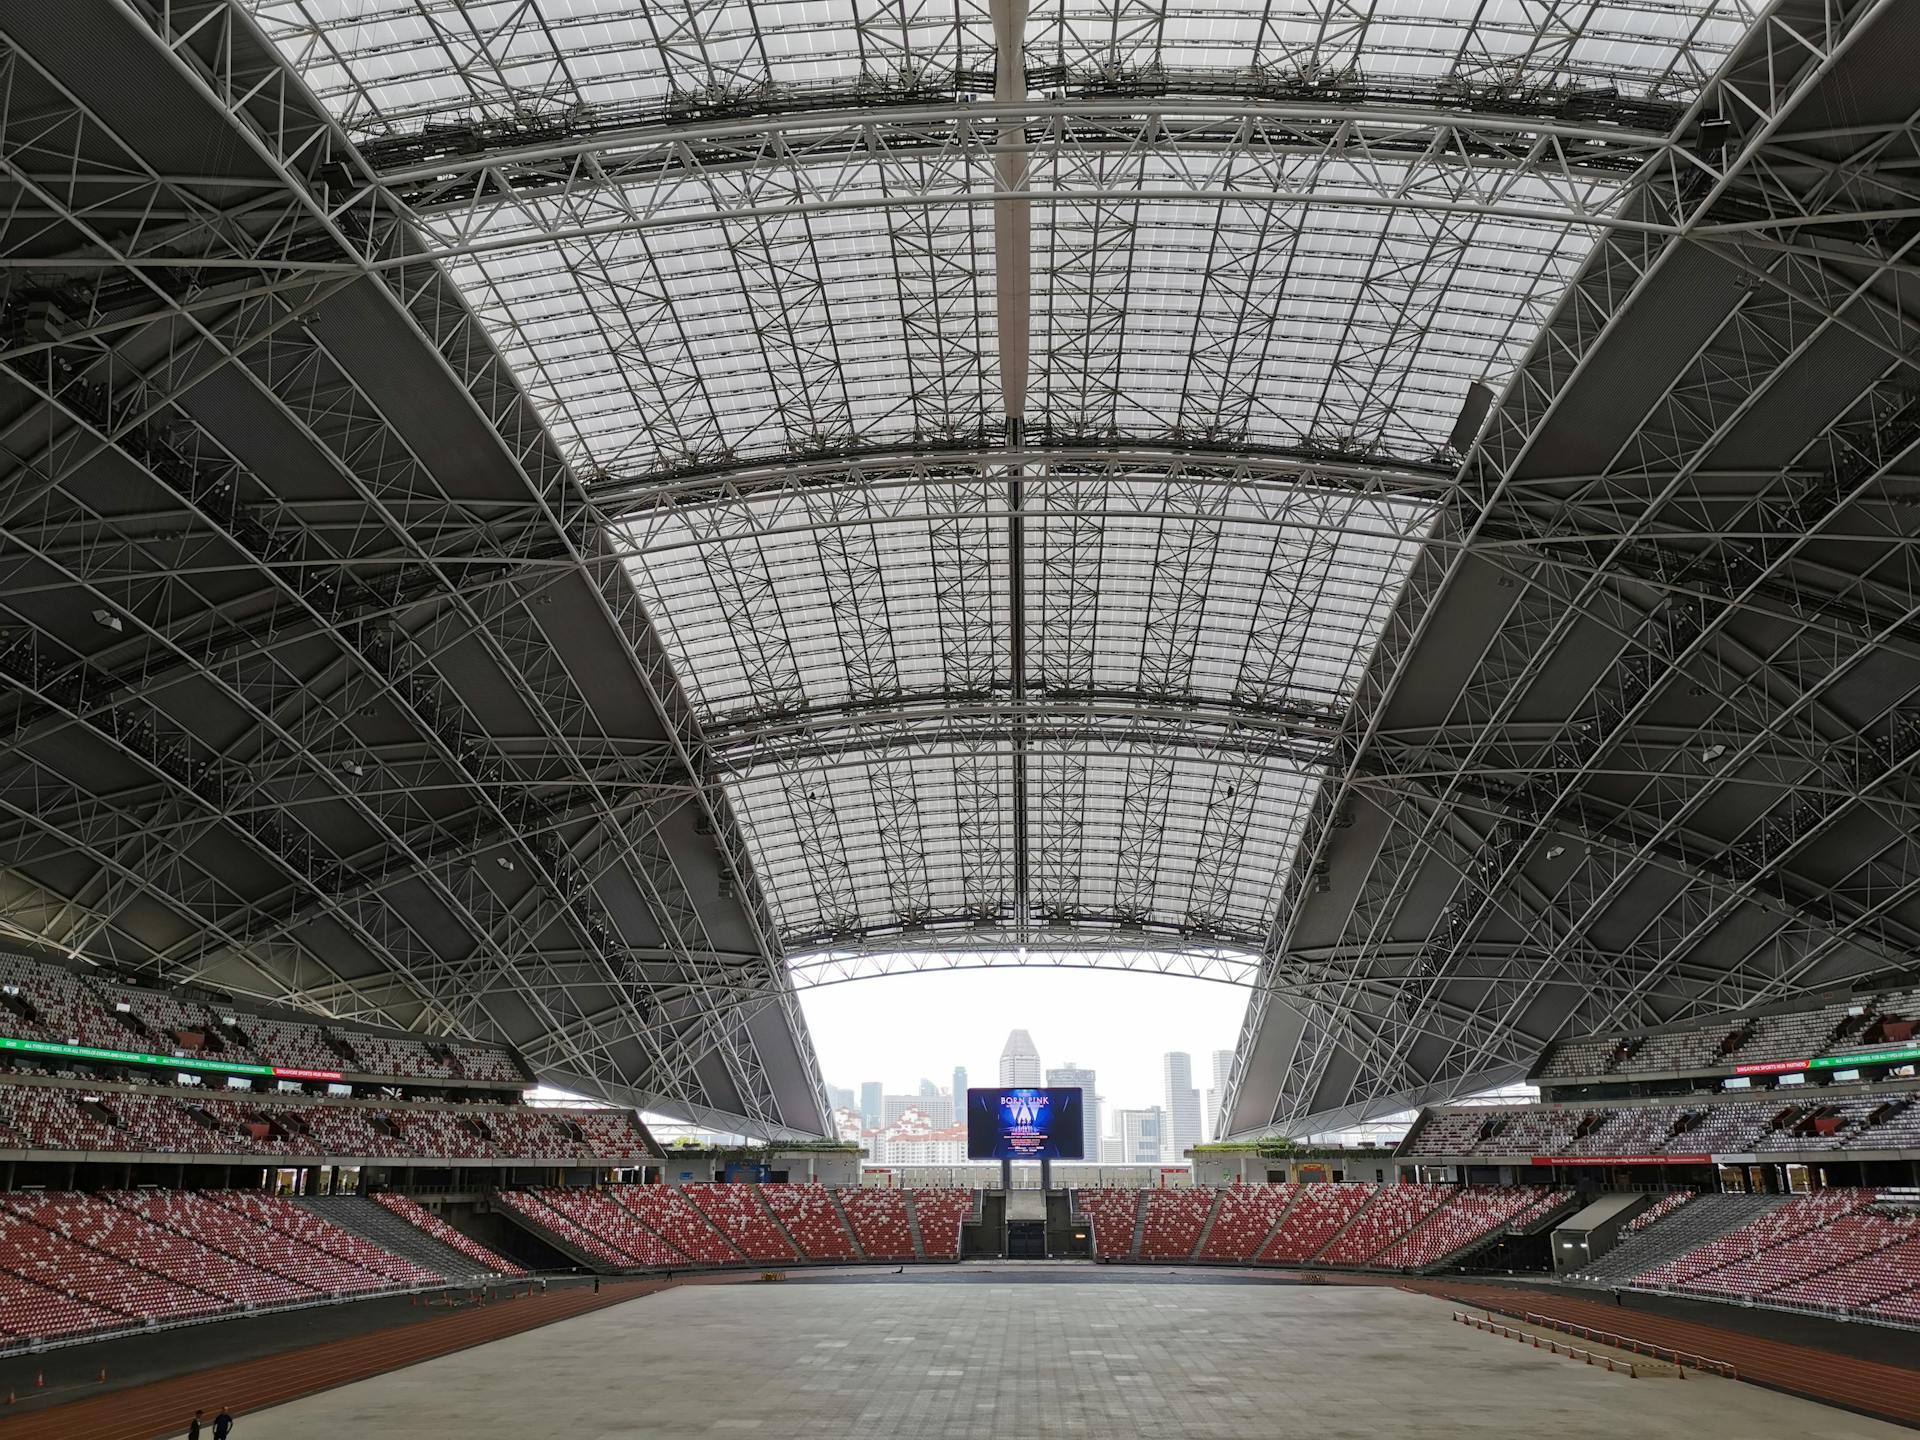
[[993, 0, 1033, 938]]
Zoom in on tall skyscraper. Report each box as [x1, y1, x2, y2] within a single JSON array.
[[859, 1081, 882, 1129], [1045, 1062, 1100, 1161], [951, 1065, 968, 1101], [918, 1077, 940, 1097], [825, 1083, 854, 1113], [1163, 1051, 1202, 1159], [999, 1029, 1041, 1086], [1204, 1049, 1234, 1141]]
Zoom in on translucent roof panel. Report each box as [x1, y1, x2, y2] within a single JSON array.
[[389, 142, 1621, 470], [623, 468, 1426, 945], [726, 737, 1324, 944], [617, 468, 1429, 726], [245, 0, 1764, 957], [251, 1, 1756, 138]]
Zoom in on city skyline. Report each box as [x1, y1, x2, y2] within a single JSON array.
[[802, 968, 1246, 1133], [826, 1032, 1232, 1142]]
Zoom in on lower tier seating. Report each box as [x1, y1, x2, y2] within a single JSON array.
[[369, 1193, 526, 1277], [909, 1191, 972, 1259], [1618, 1189, 1920, 1320], [1260, 1184, 1376, 1262], [610, 1185, 738, 1264], [760, 1184, 857, 1260], [0, 1189, 439, 1350], [1138, 1188, 1217, 1261], [838, 1187, 916, 1260], [684, 1184, 796, 1263], [1075, 1188, 1143, 1259], [1197, 1184, 1297, 1261]]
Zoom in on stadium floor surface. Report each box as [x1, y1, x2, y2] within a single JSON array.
[[93, 1272, 1917, 1439]]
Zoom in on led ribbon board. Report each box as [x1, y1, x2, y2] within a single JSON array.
[[0, 1036, 340, 1082], [1810, 1044, 1920, 1070]]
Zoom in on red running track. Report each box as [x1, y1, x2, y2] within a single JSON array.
[[1414, 1279, 1920, 1429]]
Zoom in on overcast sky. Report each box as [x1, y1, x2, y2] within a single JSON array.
[[799, 965, 1250, 1126]]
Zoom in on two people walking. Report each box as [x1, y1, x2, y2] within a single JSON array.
[[185, 1406, 234, 1439]]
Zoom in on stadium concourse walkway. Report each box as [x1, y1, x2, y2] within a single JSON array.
[[1390, 1276, 1920, 1429], [0, 1275, 718, 1440]]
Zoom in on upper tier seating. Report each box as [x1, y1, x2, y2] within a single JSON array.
[[838, 1187, 916, 1260], [1318, 1185, 1451, 1265], [0, 1080, 650, 1163], [1075, 1189, 1143, 1259], [1197, 1184, 1297, 1261], [684, 1184, 796, 1263], [0, 952, 524, 1084], [371, 1194, 526, 1277], [911, 1191, 972, 1259], [760, 1184, 857, 1260], [1138, 1188, 1217, 1261], [1403, 1089, 1920, 1161], [1259, 1184, 1375, 1263], [1538, 985, 1920, 1080]]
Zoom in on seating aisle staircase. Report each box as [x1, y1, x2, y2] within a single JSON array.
[[1572, 1193, 1786, 1284], [299, 1195, 502, 1284]]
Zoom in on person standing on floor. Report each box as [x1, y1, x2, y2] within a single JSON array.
[[213, 1406, 234, 1439], [188, 1411, 204, 1440]]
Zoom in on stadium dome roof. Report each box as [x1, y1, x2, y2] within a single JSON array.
[[3, 0, 1918, 1139]]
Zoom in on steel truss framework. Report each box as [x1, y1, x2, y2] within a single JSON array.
[[0, 0, 828, 1137], [6, 0, 1920, 1141], [1224, 0, 1920, 1136]]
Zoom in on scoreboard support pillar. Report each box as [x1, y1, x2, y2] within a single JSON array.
[[1040, 1158, 1052, 1191], [1000, 1158, 1012, 1190]]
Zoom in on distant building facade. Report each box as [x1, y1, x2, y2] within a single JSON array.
[[999, 1029, 1042, 1087], [1163, 1052, 1202, 1159], [1045, 1062, 1099, 1161], [1205, 1049, 1234, 1142]]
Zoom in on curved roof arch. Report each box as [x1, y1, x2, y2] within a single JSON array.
[[14, 0, 1920, 1146]]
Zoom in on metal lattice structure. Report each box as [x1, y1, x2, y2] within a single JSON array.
[[3, 0, 1919, 1139]]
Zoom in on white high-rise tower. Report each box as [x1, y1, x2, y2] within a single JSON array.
[[1163, 1051, 1202, 1159], [999, 1029, 1042, 1087]]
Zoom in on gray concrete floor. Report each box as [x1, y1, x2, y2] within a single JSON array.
[[244, 1274, 1908, 1438]]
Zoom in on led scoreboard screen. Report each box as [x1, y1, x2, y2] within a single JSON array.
[[966, 1086, 1085, 1161]]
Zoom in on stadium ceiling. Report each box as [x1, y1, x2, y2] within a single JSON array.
[[1, 0, 1917, 1141]]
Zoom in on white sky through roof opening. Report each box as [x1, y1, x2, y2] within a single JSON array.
[[800, 964, 1250, 1125]]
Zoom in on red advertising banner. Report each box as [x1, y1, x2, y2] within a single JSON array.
[[1733, 1058, 1809, 1076], [1530, 1154, 1711, 1167]]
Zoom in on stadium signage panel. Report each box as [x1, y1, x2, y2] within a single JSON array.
[[1732, 1058, 1809, 1076], [1809, 1045, 1920, 1070], [0, 1036, 341, 1082], [1530, 1154, 1710, 1167], [965, 1086, 1085, 1160]]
